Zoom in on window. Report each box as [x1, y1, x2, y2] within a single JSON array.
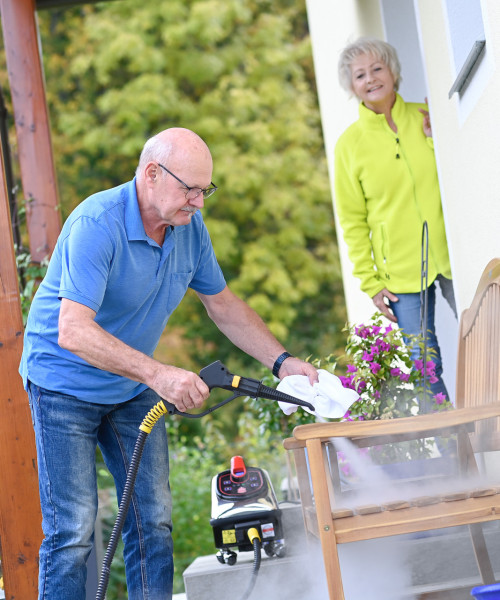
[[444, 0, 487, 98]]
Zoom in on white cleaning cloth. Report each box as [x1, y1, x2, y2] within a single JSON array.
[[277, 369, 359, 419]]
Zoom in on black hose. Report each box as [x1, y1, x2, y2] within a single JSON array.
[[238, 538, 262, 600], [95, 430, 149, 600]]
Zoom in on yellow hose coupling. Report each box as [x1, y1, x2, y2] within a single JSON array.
[[139, 400, 168, 433], [247, 527, 261, 543]]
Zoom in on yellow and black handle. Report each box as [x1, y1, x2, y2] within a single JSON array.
[[163, 359, 314, 418]]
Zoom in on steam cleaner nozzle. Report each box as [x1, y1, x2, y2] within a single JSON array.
[[199, 360, 315, 411]]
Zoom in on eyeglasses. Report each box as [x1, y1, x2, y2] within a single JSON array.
[[157, 163, 218, 200]]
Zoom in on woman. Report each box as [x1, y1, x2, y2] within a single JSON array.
[[334, 37, 456, 408]]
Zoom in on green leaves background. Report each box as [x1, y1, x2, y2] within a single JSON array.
[[37, 0, 346, 374]]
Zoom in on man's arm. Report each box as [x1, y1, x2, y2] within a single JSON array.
[[58, 298, 209, 412], [197, 286, 318, 384]]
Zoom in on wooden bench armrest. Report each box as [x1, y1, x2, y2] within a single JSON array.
[[291, 403, 500, 442], [283, 437, 306, 450]]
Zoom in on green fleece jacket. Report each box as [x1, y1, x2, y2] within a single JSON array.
[[334, 94, 451, 298]]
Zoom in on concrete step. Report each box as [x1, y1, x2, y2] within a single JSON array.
[[182, 506, 500, 600], [183, 550, 327, 600]]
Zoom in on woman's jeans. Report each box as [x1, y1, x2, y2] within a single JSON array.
[[389, 275, 457, 411], [27, 382, 174, 600]]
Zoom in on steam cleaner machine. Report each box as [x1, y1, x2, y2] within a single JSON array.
[[95, 360, 314, 600], [210, 454, 285, 566]]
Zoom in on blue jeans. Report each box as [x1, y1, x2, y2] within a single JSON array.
[[27, 382, 173, 600], [389, 276, 457, 411]]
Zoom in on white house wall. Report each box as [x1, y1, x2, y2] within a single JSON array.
[[305, 0, 384, 324], [305, 0, 464, 398], [415, 0, 500, 311]]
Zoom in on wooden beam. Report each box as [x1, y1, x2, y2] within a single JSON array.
[[0, 125, 42, 600], [0, 0, 61, 262]]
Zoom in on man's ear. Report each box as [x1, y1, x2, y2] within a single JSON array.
[[145, 163, 158, 183]]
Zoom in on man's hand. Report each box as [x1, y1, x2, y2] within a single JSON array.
[[372, 288, 399, 322], [277, 356, 319, 385], [150, 365, 210, 413]]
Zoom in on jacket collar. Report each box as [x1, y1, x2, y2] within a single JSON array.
[[358, 93, 406, 128]]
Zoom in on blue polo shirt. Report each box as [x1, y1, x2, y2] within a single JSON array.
[[19, 178, 226, 404]]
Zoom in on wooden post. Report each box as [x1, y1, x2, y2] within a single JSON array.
[[0, 0, 62, 263], [0, 138, 42, 598], [0, 0, 60, 596]]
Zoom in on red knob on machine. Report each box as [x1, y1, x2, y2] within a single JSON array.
[[230, 455, 247, 482]]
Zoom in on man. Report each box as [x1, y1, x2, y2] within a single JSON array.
[[20, 127, 318, 600]]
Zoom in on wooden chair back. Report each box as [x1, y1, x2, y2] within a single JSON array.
[[284, 259, 500, 600], [455, 258, 500, 451]]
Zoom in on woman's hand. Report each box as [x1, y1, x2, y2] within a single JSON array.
[[419, 97, 432, 137], [372, 288, 399, 322]]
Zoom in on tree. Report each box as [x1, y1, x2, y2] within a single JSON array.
[[36, 0, 346, 375]]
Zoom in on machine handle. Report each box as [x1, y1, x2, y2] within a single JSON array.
[[166, 360, 315, 418]]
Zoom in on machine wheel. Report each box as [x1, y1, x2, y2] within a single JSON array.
[[264, 541, 285, 558], [227, 551, 237, 565]]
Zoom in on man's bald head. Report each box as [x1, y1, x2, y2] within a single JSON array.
[[137, 128, 212, 176]]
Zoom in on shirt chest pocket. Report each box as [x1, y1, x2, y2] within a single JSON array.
[[163, 270, 193, 314]]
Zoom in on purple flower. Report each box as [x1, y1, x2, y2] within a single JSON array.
[[373, 390, 381, 399], [339, 375, 354, 389], [341, 464, 352, 476], [434, 392, 446, 405], [384, 325, 393, 334], [347, 364, 357, 373], [372, 325, 382, 335], [370, 362, 381, 374], [390, 368, 401, 377], [399, 372, 410, 382], [425, 363, 436, 378], [429, 375, 439, 384], [414, 358, 424, 371], [342, 410, 354, 421], [362, 351, 374, 362], [355, 325, 365, 336], [357, 379, 367, 391]]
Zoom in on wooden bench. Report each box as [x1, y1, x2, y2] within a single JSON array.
[[284, 258, 500, 599]]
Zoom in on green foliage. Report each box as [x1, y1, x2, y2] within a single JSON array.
[[36, 0, 346, 376], [169, 438, 222, 593], [8, 4, 350, 596], [15, 250, 49, 324], [244, 368, 317, 439]]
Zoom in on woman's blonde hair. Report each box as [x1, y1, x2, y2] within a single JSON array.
[[338, 37, 402, 95]]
